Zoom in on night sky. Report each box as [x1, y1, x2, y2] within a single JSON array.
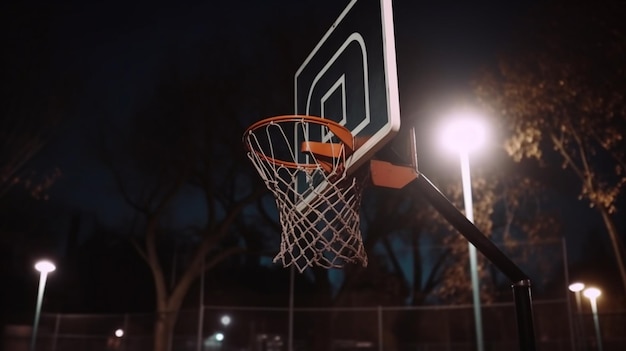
[[5, 0, 537, 227], [2, 0, 623, 325]]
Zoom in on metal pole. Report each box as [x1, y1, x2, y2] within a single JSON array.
[[562, 238, 577, 350], [459, 152, 484, 351], [415, 174, 536, 350], [121, 314, 129, 351], [512, 280, 535, 351], [51, 313, 60, 351], [378, 306, 383, 351], [30, 271, 49, 351], [288, 265, 295, 351], [589, 299, 603, 351], [196, 258, 205, 351], [575, 291, 584, 348]]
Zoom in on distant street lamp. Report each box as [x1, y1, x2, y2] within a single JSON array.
[[115, 329, 124, 338], [440, 110, 488, 351], [108, 328, 125, 351], [568, 282, 585, 350], [220, 315, 231, 327], [31, 260, 56, 351], [583, 287, 603, 351], [218, 314, 231, 349], [569, 282, 585, 311]]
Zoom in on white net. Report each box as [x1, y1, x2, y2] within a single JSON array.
[[243, 116, 367, 272]]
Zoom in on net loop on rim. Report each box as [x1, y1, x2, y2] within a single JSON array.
[[243, 115, 367, 272]]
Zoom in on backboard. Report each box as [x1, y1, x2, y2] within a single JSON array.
[[242, 0, 399, 269], [294, 0, 400, 178]]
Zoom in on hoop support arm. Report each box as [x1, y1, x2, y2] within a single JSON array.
[[415, 174, 536, 351], [369, 159, 536, 350]]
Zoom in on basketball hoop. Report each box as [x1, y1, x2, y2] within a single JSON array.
[[243, 115, 367, 272]]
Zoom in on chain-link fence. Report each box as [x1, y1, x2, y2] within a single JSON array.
[[4, 240, 624, 350], [3, 300, 626, 351]]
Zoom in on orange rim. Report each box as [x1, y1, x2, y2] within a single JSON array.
[[243, 115, 355, 171]]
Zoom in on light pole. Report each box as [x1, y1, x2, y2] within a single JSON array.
[[568, 282, 585, 350], [440, 111, 488, 351], [583, 287, 603, 351], [31, 260, 56, 351], [196, 258, 205, 351]]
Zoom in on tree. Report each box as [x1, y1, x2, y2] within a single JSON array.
[[474, 1, 626, 294], [93, 7, 377, 348], [100, 56, 268, 351], [0, 1, 72, 200]]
